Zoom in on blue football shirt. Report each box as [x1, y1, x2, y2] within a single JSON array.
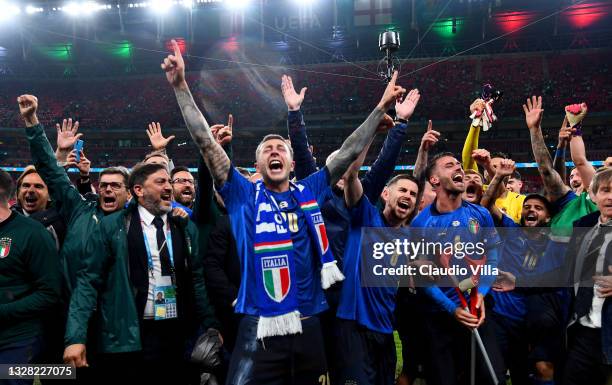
[[410, 200, 502, 314], [337, 195, 399, 334], [219, 166, 331, 316]]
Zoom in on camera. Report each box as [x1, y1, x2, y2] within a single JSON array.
[[378, 30, 401, 84], [379, 30, 400, 52]]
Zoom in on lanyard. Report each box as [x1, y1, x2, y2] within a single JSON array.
[[141, 220, 175, 280]]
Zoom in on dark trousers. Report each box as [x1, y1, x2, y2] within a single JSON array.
[[421, 311, 505, 385], [0, 336, 42, 385], [226, 315, 327, 385], [490, 312, 530, 385], [395, 289, 426, 380], [333, 319, 396, 385], [82, 319, 199, 385], [561, 324, 612, 385], [526, 292, 567, 365]]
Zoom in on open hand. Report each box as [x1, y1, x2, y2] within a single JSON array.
[[281, 75, 307, 111], [523, 95, 544, 130], [147, 122, 175, 151], [56, 118, 83, 152]]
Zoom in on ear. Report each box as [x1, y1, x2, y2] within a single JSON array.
[[290, 160, 295, 173], [133, 184, 144, 199], [255, 161, 260, 173], [381, 187, 390, 202], [429, 175, 440, 187]]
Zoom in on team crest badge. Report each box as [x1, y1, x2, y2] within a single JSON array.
[[0, 237, 11, 258], [468, 218, 480, 234], [262, 255, 291, 303]]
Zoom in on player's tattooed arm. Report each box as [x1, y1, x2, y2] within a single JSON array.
[[162, 39, 230, 187], [523, 95, 570, 202], [174, 88, 230, 187]]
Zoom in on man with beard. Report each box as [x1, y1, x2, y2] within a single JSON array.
[[482, 159, 555, 385], [410, 152, 505, 385], [336, 169, 420, 384], [163, 38, 407, 383], [569, 168, 584, 194], [171, 167, 195, 209], [63, 163, 219, 384]]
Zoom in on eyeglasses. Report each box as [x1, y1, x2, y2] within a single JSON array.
[[172, 178, 195, 186], [99, 182, 125, 191]]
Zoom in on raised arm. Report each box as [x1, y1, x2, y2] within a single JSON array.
[[553, 117, 571, 181], [162, 40, 230, 187], [327, 72, 417, 186], [343, 137, 375, 208], [567, 104, 595, 191], [413, 120, 439, 181], [17, 96, 90, 220], [481, 159, 516, 223], [282, 75, 317, 180], [461, 99, 485, 172], [146, 121, 176, 154], [360, 114, 407, 202], [523, 95, 570, 203]]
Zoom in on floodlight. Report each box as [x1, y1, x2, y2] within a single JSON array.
[[0, 2, 20, 21], [224, 0, 250, 10], [150, 0, 172, 14]]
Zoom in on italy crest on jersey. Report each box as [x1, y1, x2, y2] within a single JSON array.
[[468, 218, 480, 234], [261, 255, 291, 303], [0, 237, 11, 258]]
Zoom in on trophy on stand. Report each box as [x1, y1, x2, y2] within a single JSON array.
[[469, 83, 503, 131]]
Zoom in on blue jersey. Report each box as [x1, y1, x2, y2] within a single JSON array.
[[219, 166, 330, 316], [411, 200, 502, 314], [337, 196, 398, 334], [492, 215, 548, 321]]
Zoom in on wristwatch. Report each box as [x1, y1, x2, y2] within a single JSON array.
[[395, 117, 408, 124]]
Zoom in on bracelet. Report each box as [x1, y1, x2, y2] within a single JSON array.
[[395, 117, 408, 124], [572, 124, 583, 136]]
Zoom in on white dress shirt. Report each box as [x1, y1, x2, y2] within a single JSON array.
[[138, 205, 169, 319]]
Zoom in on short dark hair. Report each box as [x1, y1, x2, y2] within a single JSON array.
[[523, 193, 553, 215], [509, 170, 522, 181], [255, 134, 294, 160], [490, 151, 509, 160], [425, 152, 457, 181], [0, 169, 15, 203], [387, 174, 420, 190], [100, 166, 130, 186], [170, 166, 192, 179], [128, 163, 168, 196]]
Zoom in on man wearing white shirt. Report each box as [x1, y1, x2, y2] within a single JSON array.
[[561, 167, 612, 385]]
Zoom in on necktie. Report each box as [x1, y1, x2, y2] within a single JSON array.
[[152, 216, 172, 276]]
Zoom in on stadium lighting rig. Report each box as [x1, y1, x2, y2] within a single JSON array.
[[0, 2, 20, 22]]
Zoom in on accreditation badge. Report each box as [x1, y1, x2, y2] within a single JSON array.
[[154, 276, 178, 320]]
